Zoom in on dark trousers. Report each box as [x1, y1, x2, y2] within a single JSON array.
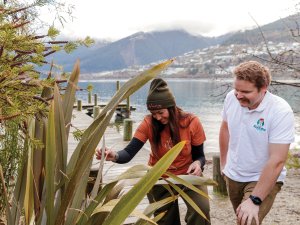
[[147, 184, 211, 225]]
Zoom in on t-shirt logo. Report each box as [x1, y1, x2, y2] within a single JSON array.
[[253, 118, 266, 132], [163, 137, 174, 151]]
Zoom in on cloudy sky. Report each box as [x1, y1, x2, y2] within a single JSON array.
[[44, 0, 298, 41]]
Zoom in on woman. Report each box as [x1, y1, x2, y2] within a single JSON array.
[[96, 78, 210, 225]]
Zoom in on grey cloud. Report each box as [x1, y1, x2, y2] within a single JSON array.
[[136, 20, 217, 37]]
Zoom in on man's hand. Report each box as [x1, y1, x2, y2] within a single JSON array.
[[236, 198, 259, 225], [187, 160, 202, 176]]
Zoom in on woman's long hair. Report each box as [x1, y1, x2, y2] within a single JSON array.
[[151, 106, 189, 150]]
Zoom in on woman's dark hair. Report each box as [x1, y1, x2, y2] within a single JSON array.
[[151, 106, 189, 150]]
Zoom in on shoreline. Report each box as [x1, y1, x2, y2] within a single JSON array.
[[78, 77, 300, 82]]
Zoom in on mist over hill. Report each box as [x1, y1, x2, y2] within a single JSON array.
[[221, 14, 300, 45]]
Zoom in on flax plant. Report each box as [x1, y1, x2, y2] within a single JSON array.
[[0, 59, 217, 225]]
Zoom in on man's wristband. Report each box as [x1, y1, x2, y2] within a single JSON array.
[[249, 195, 262, 206]]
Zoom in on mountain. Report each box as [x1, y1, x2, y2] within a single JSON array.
[[48, 14, 300, 73], [221, 14, 300, 45], [49, 30, 221, 73]]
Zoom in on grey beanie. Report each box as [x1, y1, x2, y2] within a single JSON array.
[[146, 78, 176, 110]]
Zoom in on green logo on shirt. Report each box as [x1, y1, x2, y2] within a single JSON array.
[[253, 118, 266, 132]]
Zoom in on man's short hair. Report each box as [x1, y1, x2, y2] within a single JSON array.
[[233, 61, 271, 89]]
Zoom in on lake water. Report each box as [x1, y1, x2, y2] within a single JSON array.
[[77, 79, 300, 153]]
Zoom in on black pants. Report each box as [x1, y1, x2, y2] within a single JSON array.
[[147, 184, 211, 225]]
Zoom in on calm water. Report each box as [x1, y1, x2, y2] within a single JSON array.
[[77, 79, 300, 153]]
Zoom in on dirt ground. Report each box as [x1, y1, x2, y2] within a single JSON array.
[[199, 162, 300, 225]]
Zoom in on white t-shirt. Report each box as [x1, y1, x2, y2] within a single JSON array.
[[222, 90, 295, 182]]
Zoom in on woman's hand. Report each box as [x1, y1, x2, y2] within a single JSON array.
[[187, 160, 202, 176], [95, 147, 117, 161]]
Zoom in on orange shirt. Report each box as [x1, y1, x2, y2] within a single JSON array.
[[134, 113, 206, 175]]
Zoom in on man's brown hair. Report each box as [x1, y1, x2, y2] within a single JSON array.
[[233, 61, 271, 90]]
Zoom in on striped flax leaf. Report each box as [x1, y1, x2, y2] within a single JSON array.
[[150, 212, 166, 224], [10, 149, 28, 225], [160, 173, 217, 198], [167, 181, 209, 222], [65, 161, 92, 225], [163, 173, 218, 187], [45, 102, 56, 225], [62, 60, 80, 136], [134, 196, 178, 225], [32, 116, 46, 216], [54, 84, 68, 172], [76, 181, 119, 225], [90, 135, 106, 199], [101, 180, 126, 205], [118, 164, 151, 174], [52, 84, 68, 219], [53, 84, 68, 191], [92, 199, 156, 225], [24, 119, 36, 225]]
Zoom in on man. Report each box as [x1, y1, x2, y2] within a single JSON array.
[[219, 61, 295, 225]]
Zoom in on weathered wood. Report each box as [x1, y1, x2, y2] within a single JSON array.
[[123, 118, 133, 141], [213, 155, 228, 195], [93, 106, 100, 120], [119, 96, 131, 119], [116, 80, 120, 91], [76, 103, 136, 110], [77, 100, 82, 111], [88, 91, 92, 104], [126, 96, 130, 111], [94, 93, 98, 106], [0, 218, 5, 225]]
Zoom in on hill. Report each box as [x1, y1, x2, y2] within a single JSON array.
[[50, 30, 220, 73], [221, 14, 300, 45]]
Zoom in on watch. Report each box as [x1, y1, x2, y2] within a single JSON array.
[[249, 195, 262, 205]]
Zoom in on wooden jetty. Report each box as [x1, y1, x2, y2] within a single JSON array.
[[74, 102, 136, 120], [73, 102, 136, 110]]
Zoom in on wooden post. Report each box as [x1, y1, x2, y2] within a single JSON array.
[[94, 93, 98, 106], [116, 80, 120, 91], [126, 96, 130, 110], [123, 118, 133, 141], [213, 155, 228, 195], [88, 91, 92, 104], [125, 96, 130, 118], [77, 100, 82, 111], [93, 106, 100, 120]]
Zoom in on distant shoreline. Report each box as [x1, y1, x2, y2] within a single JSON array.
[[78, 77, 299, 83]]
